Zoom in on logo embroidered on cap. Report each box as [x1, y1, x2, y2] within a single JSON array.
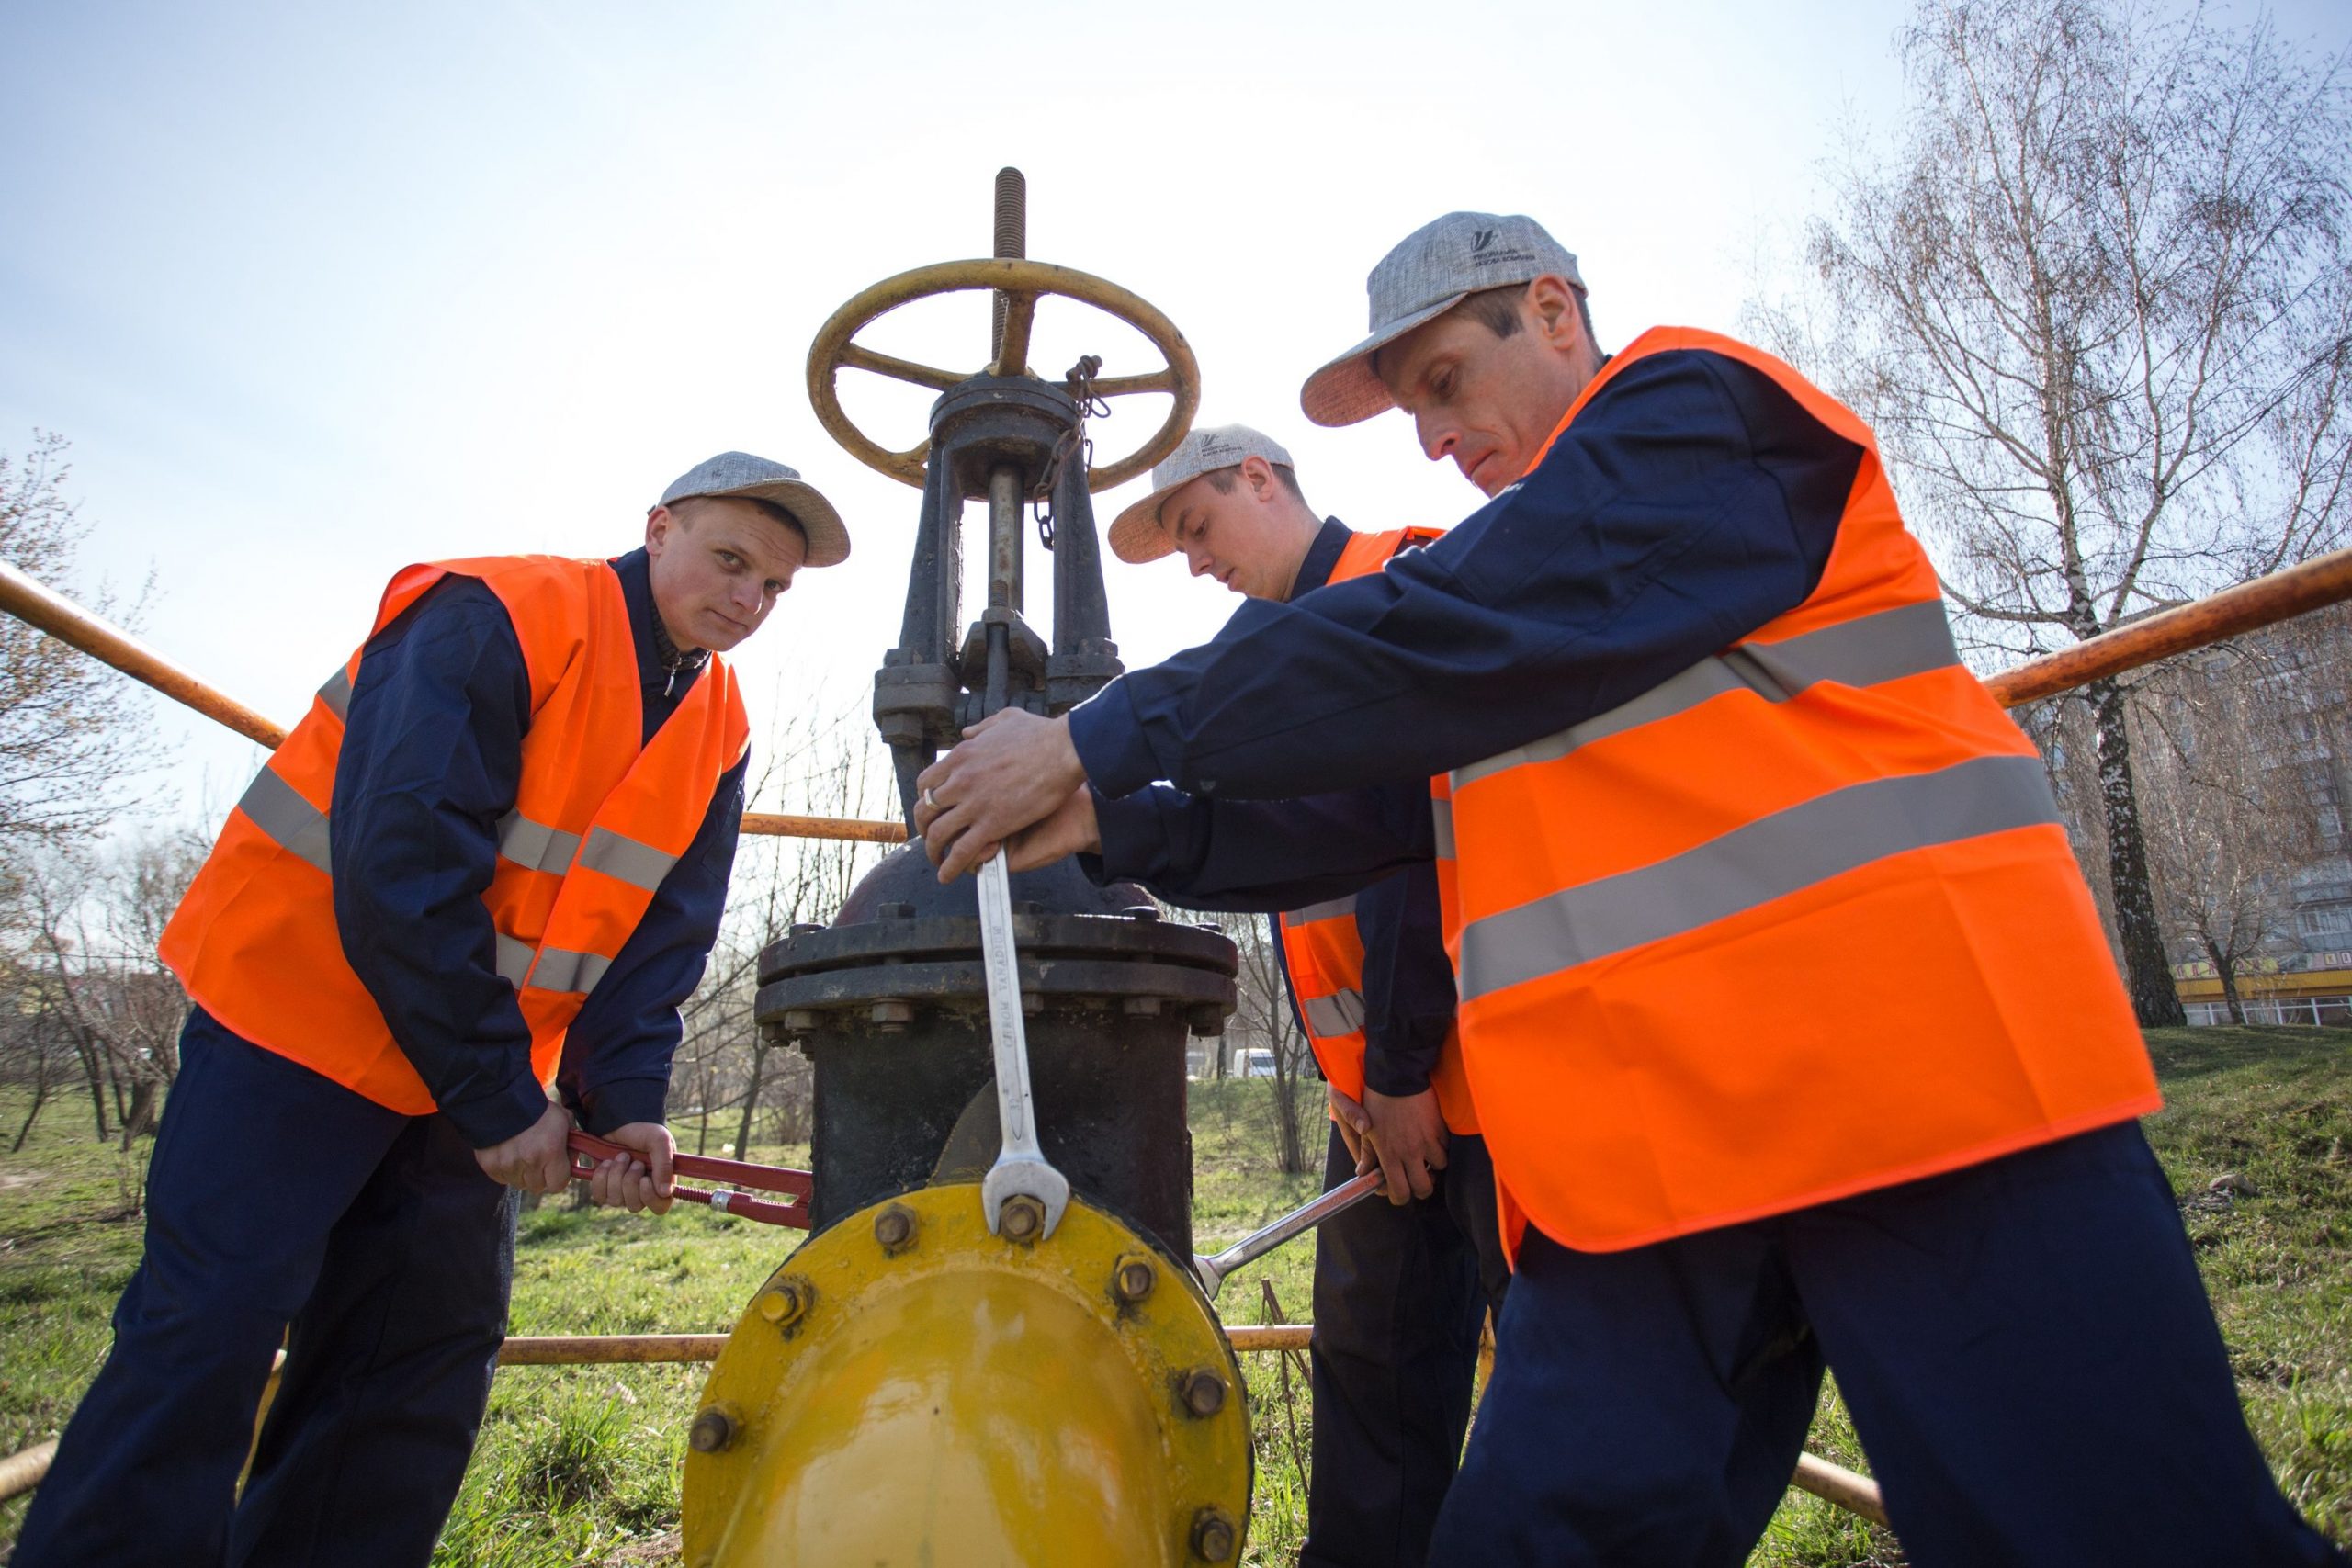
[[1472, 229, 1497, 253]]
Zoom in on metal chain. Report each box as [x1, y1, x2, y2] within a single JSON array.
[[1035, 355, 1109, 550]]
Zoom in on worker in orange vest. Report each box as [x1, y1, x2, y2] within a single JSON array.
[[1097, 423, 1507, 1567], [15, 454, 850, 1568], [911, 216, 2347, 1565]]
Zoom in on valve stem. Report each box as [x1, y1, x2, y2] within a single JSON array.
[[990, 166, 1026, 361]]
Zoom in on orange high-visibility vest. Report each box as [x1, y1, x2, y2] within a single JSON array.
[[1436, 328, 2158, 1258], [160, 556, 751, 1117], [1277, 526, 1478, 1134]]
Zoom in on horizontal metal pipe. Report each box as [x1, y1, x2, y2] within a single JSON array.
[[0, 558, 286, 748], [0, 560, 908, 844], [738, 811, 907, 844], [1789, 1450, 1890, 1529], [1986, 547, 2352, 709], [0, 1438, 57, 1505]]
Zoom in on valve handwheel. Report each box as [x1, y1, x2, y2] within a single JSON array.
[[806, 257, 1202, 491]]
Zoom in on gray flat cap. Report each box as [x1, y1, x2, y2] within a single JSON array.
[[660, 452, 851, 568], [1300, 212, 1585, 427], [1107, 424, 1296, 564]]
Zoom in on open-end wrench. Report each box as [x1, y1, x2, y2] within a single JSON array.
[[975, 846, 1071, 1240], [1192, 1170, 1384, 1296]]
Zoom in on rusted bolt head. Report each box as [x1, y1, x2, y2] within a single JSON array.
[[757, 1280, 809, 1328], [1113, 1254, 1157, 1304], [1020, 989, 1043, 1016], [1188, 1004, 1227, 1038], [687, 1406, 736, 1453], [781, 1009, 818, 1032], [1123, 996, 1163, 1016], [1179, 1368, 1227, 1418], [999, 1195, 1046, 1242], [1190, 1506, 1238, 1562], [870, 998, 914, 1028], [873, 1203, 917, 1252]]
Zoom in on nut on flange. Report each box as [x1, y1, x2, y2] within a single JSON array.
[[1111, 1253, 1157, 1305], [1191, 1506, 1238, 1562], [873, 1202, 918, 1254], [757, 1277, 814, 1331], [1178, 1367, 1227, 1418], [998, 1194, 1046, 1243], [688, 1405, 738, 1454]]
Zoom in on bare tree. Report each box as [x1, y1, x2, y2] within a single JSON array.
[[1752, 0, 2352, 1023], [674, 700, 894, 1156], [0, 434, 157, 884], [2136, 649, 2302, 1021]]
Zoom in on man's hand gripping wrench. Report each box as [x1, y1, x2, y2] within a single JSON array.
[[976, 847, 1071, 1240]]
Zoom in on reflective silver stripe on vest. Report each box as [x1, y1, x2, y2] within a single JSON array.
[[1431, 795, 1455, 860], [494, 932, 537, 987], [497, 812, 582, 876], [527, 945, 611, 996], [1302, 989, 1368, 1039], [1454, 754, 2060, 1003], [317, 666, 354, 722], [1283, 895, 1358, 926], [237, 768, 333, 875], [578, 827, 678, 892], [1454, 600, 1962, 790]]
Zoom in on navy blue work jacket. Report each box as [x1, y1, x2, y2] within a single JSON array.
[[1091, 519, 1457, 1096], [316, 547, 745, 1148], [1067, 345, 1861, 917]]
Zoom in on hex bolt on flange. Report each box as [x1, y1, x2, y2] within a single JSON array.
[[1112, 1253, 1156, 1304], [757, 1278, 813, 1330], [873, 1202, 918, 1254], [998, 1194, 1047, 1243], [1178, 1368, 1227, 1418], [687, 1406, 737, 1454], [1190, 1506, 1238, 1562], [870, 998, 914, 1029]]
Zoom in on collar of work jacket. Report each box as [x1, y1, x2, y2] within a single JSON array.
[[611, 547, 710, 731], [1285, 517, 1354, 602]]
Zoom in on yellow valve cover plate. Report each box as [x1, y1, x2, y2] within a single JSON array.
[[681, 1183, 1251, 1568]]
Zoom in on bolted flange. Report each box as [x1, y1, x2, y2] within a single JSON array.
[[688, 1406, 738, 1454], [1190, 1506, 1238, 1562], [873, 1202, 918, 1254], [1178, 1367, 1227, 1418], [870, 999, 914, 1029], [1111, 1252, 1156, 1305]]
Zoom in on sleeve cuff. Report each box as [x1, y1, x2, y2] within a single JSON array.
[[1067, 683, 1160, 798], [1362, 1060, 1435, 1099], [1091, 785, 1166, 881], [446, 1071, 555, 1150], [580, 1076, 669, 1136]]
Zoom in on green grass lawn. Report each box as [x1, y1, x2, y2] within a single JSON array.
[[2, 1028, 2346, 1565]]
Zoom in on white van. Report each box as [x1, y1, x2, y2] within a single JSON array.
[[1238, 1047, 1277, 1078]]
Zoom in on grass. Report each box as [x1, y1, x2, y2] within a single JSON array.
[[1, 1027, 2346, 1565]]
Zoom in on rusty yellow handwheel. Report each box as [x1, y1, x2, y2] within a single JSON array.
[[806, 257, 1202, 492]]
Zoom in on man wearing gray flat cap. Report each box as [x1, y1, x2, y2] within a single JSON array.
[[17, 452, 849, 1568], [915, 209, 2346, 1566]]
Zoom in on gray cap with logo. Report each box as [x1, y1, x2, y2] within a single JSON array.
[[1300, 212, 1584, 428], [1106, 423, 1297, 564], [659, 452, 852, 568]]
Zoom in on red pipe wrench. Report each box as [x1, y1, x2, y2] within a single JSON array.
[[567, 1131, 813, 1229]]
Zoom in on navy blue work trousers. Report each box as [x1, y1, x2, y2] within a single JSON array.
[[13, 1008, 519, 1568], [1305, 1122, 1512, 1568], [1428, 1120, 2346, 1567]]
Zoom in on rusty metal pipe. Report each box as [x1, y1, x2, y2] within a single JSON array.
[[0, 1438, 57, 1504], [0, 560, 907, 845], [0, 558, 286, 749], [1986, 547, 2352, 709], [1790, 1450, 1890, 1529]]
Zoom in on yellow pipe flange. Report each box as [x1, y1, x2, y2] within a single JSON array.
[[805, 258, 1202, 493], [681, 1183, 1252, 1568]]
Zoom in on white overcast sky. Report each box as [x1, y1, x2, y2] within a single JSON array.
[[6, 0, 2346, 829]]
